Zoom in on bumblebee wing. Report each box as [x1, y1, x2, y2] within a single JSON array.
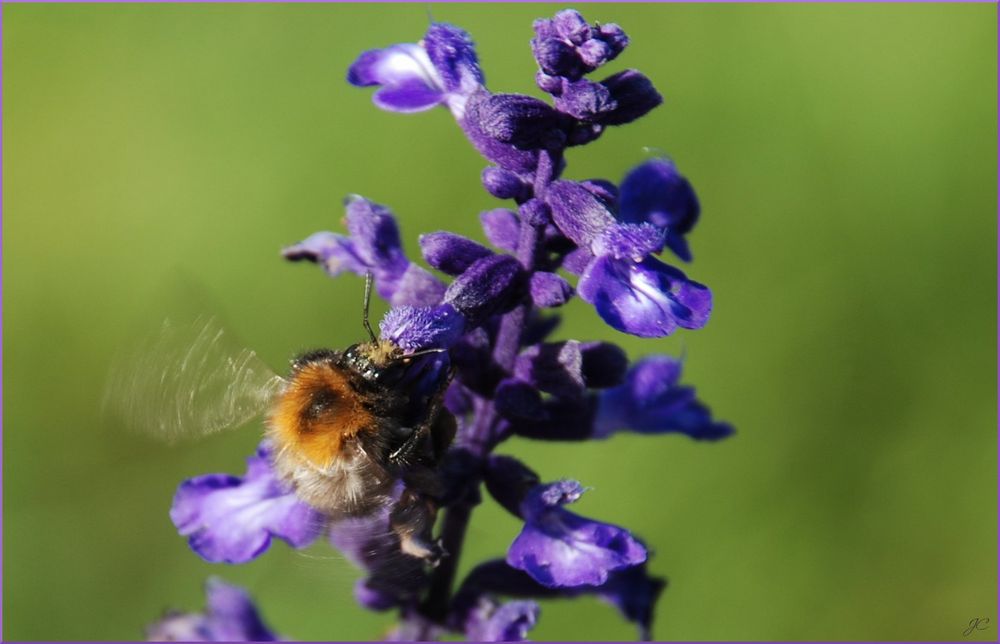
[[103, 316, 286, 443]]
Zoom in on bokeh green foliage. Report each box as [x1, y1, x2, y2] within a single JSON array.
[[2, 3, 996, 641]]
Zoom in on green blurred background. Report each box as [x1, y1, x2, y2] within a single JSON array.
[[2, 3, 996, 641]]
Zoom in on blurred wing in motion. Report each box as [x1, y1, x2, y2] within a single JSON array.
[[104, 316, 286, 443]]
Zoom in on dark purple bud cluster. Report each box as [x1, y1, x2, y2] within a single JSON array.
[[532, 10, 661, 147], [158, 9, 731, 642]]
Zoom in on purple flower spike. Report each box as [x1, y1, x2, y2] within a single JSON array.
[[380, 304, 465, 352], [464, 598, 540, 642], [507, 480, 647, 588], [619, 158, 700, 262], [595, 355, 734, 441], [348, 23, 483, 118], [170, 442, 323, 564], [171, 10, 728, 639], [147, 578, 278, 642], [578, 255, 712, 338]]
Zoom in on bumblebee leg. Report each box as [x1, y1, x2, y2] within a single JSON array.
[[391, 488, 446, 566], [388, 425, 428, 466]]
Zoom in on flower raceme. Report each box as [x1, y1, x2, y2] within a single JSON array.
[[158, 9, 731, 642]]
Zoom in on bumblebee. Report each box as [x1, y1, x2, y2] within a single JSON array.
[[269, 287, 455, 559], [106, 276, 455, 563]]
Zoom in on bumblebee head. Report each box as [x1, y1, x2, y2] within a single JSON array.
[[340, 341, 446, 389]]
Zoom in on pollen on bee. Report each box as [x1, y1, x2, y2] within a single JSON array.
[[268, 361, 375, 468]]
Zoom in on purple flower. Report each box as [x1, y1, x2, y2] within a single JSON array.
[[619, 158, 700, 262], [348, 23, 483, 118], [532, 10, 628, 83], [170, 442, 323, 564], [453, 559, 664, 641], [463, 598, 540, 642], [578, 255, 712, 338], [507, 480, 647, 588], [283, 195, 444, 307], [167, 9, 728, 641], [379, 304, 465, 353], [443, 254, 528, 326], [596, 355, 734, 440], [146, 577, 278, 641], [545, 179, 711, 337]]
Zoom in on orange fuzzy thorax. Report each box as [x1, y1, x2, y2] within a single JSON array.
[[268, 362, 374, 468]]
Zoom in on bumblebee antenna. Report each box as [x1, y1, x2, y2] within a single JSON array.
[[362, 272, 378, 343], [405, 347, 447, 359]]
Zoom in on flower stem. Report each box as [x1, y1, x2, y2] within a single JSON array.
[[419, 146, 562, 630]]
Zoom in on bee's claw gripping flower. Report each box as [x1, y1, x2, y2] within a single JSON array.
[[147, 578, 278, 642], [170, 442, 323, 564]]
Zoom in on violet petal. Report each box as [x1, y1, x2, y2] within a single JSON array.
[[147, 578, 278, 642], [465, 599, 540, 642], [514, 341, 585, 399], [547, 180, 616, 247], [597, 70, 663, 127], [281, 232, 366, 277], [595, 355, 734, 440], [619, 158, 700, 262], [347, 44, 446, 113], [379, 304, 465, 352], [530, 271, 574, 308], [420, 231, 494, 276], [444, 254, 527, 325], [480, 208, 521, 253], [170, 443, 323, 564], [507, 481, 647, 588], [578, 255, 712, 338], [482, 166, 530, 201]]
